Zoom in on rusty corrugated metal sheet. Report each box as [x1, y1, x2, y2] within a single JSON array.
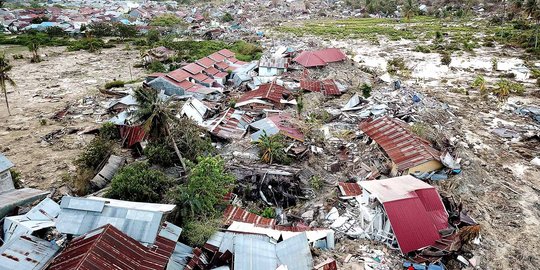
[[48, 224, 173, 270], [238, 83, 286, 104], [322, 79, 341, 95], [300, 80, 322, 92], [359, 116, 440, 171], [207, 108, 254, 140], [223, 205, 276, 227], [337, 182, 362, 197], [359, 176, 448, 254]]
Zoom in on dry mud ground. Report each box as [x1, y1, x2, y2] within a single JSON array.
[[0, 46, 145, 193]]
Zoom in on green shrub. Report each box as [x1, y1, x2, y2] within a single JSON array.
[[147, 61, 166, 73], [100, 122, 120, 140], [9, 169, 22, 189], [170, 156, 235, 218], [413, 45, 431, 53], [104, 80, 125, 89], [310, 176, 323, 191], [171, 118, 215, 162], [261, 207, 276, 218], [144, 141, 175, 167], [387, 57, 408, 75], [361, 83, 372, 98], [440, 52, 451, 66], [182, 217, 220, 247], [67, 38, 109, 52], [222, 12, 234, 22], [150, 14, 184, 27], [106, 162, 173, 203], [255, 133, 291, 165], [74, 136, 113, 170]]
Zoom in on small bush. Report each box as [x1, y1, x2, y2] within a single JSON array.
[[12, 54, 23, 60], [182, 217, 220, 247], [222, 12, 234, 22], [74, 136, 113, 170], [413, 45, 431, 53], [107, 162, 173, 203], [261, 207, 276, 218], [310, 176, 323, 191], [255, 133, 291, 165], [440, 52, 451, 66], [387, 57, 408, 75], [147, 61, 166, 73], [9, 169, 22, 189], [144, 141, 175, 167], [104, 80, 125, 89], [100, 122, 120, 140], [39, 118, 47, 126], [361, 83, 372, 98]]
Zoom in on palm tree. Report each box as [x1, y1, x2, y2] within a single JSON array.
[[28, 40, 41, 63], [403, 0, 417, 21], [0, 53, 16, 116], [133, 87, 187, 171], [525, 0, 540, 48]]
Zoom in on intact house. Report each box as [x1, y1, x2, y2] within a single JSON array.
[[359, 116, 443, 176]]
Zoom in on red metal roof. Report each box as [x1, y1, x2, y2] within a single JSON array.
[[293, 51, 326, 68], [218, 49, 235, 58], [338, 182, 362, 197], [214, 72, 229, 78], [314, 48, 347, 63], [300, 80, 322, 92], [359, 176, 449, 254], [167, 69, 191, 82], [223, 205, 276, 227], [178, 80, 196, 90], [359, 116, 441, 171], [238, 83, 287, 104], [197, 57, 216, 68], [48, 224, 173, 270], [204, 67, 220, 76], [208, 52, 226, 62], [322, 79, 341, 95], [120, 125, 147, 148], [183, 63, 205, 75], [215, 61, 230, 71], [268, 114, 305, 142]]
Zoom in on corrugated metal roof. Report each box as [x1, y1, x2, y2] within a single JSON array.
[[183, 63, 205, 75], [238, 83, 287, 104], [0, 153, 14, 172], [218, 49, 235, 58], [359, 116, 441, 171], [223, 205, 276, 227], [0, 188, 50, 219], [3, 197, 60, 242], [337, 182, 362, 197], [259, 57, 287, 69], [300, 79, 341, 96], [205, 108, 254, 140], [359, 176, 448, 253], [56, 196, 175, 244], [275, 233, 313, 270], [181, 98, 209, 125], [48, 224, 171, 270], [315, 48, 347, 63], [0, 234, 59, 270], [196, 57, 216, 68], [233, 234, 277, 270], [166, 242, 193, 270], [250, 114, 304, 142]]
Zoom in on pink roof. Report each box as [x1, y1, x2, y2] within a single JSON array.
[[183, 63, 205, 75], [359, 176, 448, 254], [192, 73, 211, 82], [214, 72, 228, 78], [218, 49, 235, 58], [166, 69, 191, 82], [268, 114, 304, 141], [215, 61, 230, 71], [359, 116, 441, 171], [293, 51, 326, 68], [315, 48, 347, 63], [197, 57, 216, 68], [178, 80, 196, 90], [208, 52, 226, 62], [204, 67, 220, 76]]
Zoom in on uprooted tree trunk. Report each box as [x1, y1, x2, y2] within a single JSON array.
[[166, 124, 187, 172], [1, 79, 10, 116]]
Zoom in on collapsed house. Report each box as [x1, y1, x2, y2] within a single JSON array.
[[0, 234, 60, 270], [0, 153, 49, 219], [48, 222, 182, 270], [300, 79, 344, 96], [249, 114, 304, 142], [293, 48, 347, 68], [335, 176, 449, 255], [3, 197, 60, 243], [258, 56, 288, 77], [359, 116, 443, 176], [235, 82, 292, 113], [204, 108, 254, 140], [56, 196, 176, 245]]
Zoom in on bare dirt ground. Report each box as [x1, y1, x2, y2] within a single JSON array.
[[0, 46, 145, 194]]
